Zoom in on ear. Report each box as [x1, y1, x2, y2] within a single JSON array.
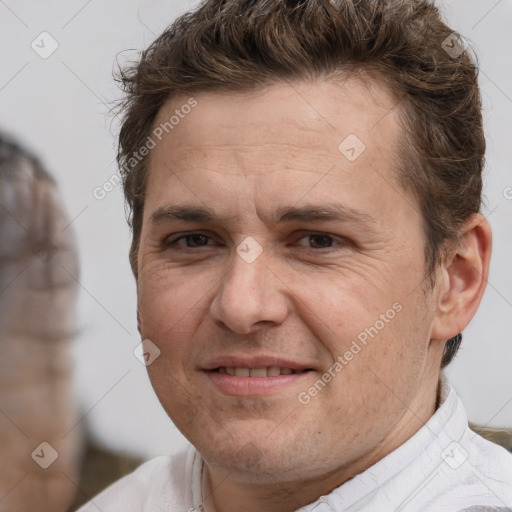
[[431, 214, 492, 341]]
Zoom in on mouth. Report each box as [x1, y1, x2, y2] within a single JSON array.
[[203, 361, 315, 396], [211, 366, 312, 377]]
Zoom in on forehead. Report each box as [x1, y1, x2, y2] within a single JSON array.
[[152, 78, 401, 154], [145, 79, 406, 219]]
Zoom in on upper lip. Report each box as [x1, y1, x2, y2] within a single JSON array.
[[202, 356, 314, 372]]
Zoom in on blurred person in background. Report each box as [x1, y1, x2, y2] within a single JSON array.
[[0, 132, 82, 511]]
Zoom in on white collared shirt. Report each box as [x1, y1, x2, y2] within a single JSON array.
[[77, 377, 512, 511]]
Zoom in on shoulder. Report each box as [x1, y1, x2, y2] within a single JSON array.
[[466, 428, 512, 486], [428, 422, 512, 510], [76, 446, 194, 512], [441, 378, 512, 503]]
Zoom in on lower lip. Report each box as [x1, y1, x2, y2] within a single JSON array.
[[204, 371, 311, 396]]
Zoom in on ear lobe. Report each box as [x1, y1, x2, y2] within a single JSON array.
[[430, 214, 492, 341]]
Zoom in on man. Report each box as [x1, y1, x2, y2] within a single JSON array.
[[78, 0, 512, 510]]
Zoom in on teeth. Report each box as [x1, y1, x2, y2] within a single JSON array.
[[217, 367, 298, 377], [249, 368, 267, 378], [267, 366, 281, 376], [235, 367, 250, 377]]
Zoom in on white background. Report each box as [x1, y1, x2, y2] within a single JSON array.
[[0, 0, 511, 460]]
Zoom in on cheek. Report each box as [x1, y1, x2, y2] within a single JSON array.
[[289, 273, 391, 349], [294, 271, 429, 382], [137, 270, 209, 347]]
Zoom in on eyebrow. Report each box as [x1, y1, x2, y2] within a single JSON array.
[[150, 205, 225, 225], [150, 203, 376, 228], [273, 204, 375, 225]]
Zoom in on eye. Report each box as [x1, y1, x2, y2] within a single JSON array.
[[164, 232, 213, 249], [307, 233, 335, 249], [294, 232, 345, 250]]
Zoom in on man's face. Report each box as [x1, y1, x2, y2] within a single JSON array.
[[137, 79, 443, 483]]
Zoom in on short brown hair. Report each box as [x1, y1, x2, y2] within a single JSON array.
[[115, 0, 485, 367]]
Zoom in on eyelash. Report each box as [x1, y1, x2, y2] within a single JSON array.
[[163, 231, 347, 251]]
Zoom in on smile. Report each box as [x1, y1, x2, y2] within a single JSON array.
[[205, 367, 313, 396], [214, 366, 306, 377]]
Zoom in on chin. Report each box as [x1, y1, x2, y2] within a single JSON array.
[[190, 419, 320, 482], [203, 444, 294, 482]]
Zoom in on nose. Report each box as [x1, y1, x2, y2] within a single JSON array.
[[209, 251, 289, 334]]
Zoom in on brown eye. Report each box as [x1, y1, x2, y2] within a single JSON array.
[[164, 232, 213, 249], [293, 232, 347, 252], [308, 234, 334, 249], [182, 234, 210, 247]]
